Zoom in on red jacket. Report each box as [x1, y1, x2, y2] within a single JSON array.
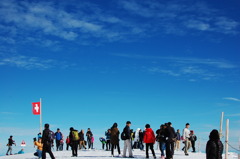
[[143, 128, 156, 143]]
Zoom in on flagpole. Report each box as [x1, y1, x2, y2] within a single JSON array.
[[40, 98, 42, 133]]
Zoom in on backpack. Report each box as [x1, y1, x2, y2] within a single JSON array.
[[72, 130, 80, 141], [48, 130, 55, 142], [121, 131, 126, 140]]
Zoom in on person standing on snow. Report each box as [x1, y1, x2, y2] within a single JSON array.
[[189, 130, 197, 152], [165, 122, 176, 159], [156, 124, 167, 158], [66, 136, 70, 150], [122, 121, 134, 158], [86, 128, 93, 149], [143, 124, 156, 159], [55, 128, 63, 151], [139, 129, 144, 150], [105, 129, 111, 151], [6, 135, 16, 155], [175, 129, 181, 151], [133, 128, 141, 149], [206, 129, 223, 159], [110, 123, 121, 157]]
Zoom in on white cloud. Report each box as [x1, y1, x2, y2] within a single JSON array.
[[0, 54, 72, 70], [223, 97, 240, 102]]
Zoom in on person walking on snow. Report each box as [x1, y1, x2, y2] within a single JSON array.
[[79, 129, 87, 150], [6, 135, 16, 155], [42, 123, 55, 159], [182, 123, 191, 156]]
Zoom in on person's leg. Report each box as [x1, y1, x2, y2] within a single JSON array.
[[146, 143, 149, 158], [111, 144, 114, 156], [75, 142, 78, 156], [184, 139, 189, 155], [126, 139, 133, 157], [42, 146, 46, 159], [6, 146, 10, 155], [117, 143, 121, 155], [123, 140, 127, 157], [47, 145, 55, 159], [192, 141, 195, 152], [171, 141, 175, 156], [150, 143, 156, 157], [166, 141, 170, 159], [87, 138, 91, 149]]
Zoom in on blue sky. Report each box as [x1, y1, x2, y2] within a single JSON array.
[[0, 0, 240, 154]]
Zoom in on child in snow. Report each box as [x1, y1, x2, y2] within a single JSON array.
[[99, 137, 106, 150]]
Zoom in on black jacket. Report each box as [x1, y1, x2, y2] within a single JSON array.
[[86, 131, 93, 139], [78, 132, 85, 141], [8, 138, 14, 146], [42, 128, 51, 145], [123, 125, 131, 140], [206, 139, 223, 159], [165, 126, 176, 142], [156, 129, 166, 142]]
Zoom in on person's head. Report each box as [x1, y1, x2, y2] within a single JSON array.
[[38, 137, 42, 142], [186, 123, 190, 128], [88, 128, 91, 131], [177, 129, 180, 133], [70, 127, 74, 131], [45, 123, 49, 129], [113, 123, 118, 128], [160, 124, 164, 129], [145, 124, 150, 128], [126, 121, 131, 126], [168, 122, 172, 126], [57, 128, 60, 132], [164, 123, 168, 128], [10, 135, 13, 138], [81, 129, 84, 133], [190, 130, 194, 134], [209, 129, 220, 140]]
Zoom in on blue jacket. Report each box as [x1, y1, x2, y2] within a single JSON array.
[[55, 132, 62, 141]]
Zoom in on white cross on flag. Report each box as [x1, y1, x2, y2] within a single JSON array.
[[32, 102, 41, 115]]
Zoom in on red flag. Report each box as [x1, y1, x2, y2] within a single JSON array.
[[32, 102, 41, 115]]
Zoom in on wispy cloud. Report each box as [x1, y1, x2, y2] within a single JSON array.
[[225, 113, 240, 117], [111, 53, 237, 80], [0, 0, 239, 47], [0, 54, 72, 70], [223, 97, 240, 102], [112, 53, 236, 69]]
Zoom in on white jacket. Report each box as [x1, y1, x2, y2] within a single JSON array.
[[182, 128, 190, 140], [134, 128, 140, 142]]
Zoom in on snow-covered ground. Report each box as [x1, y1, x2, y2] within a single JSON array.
[[0, 149, 238, 159]]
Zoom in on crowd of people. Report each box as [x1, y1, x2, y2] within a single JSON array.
[[4, 121, 223, 159]]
